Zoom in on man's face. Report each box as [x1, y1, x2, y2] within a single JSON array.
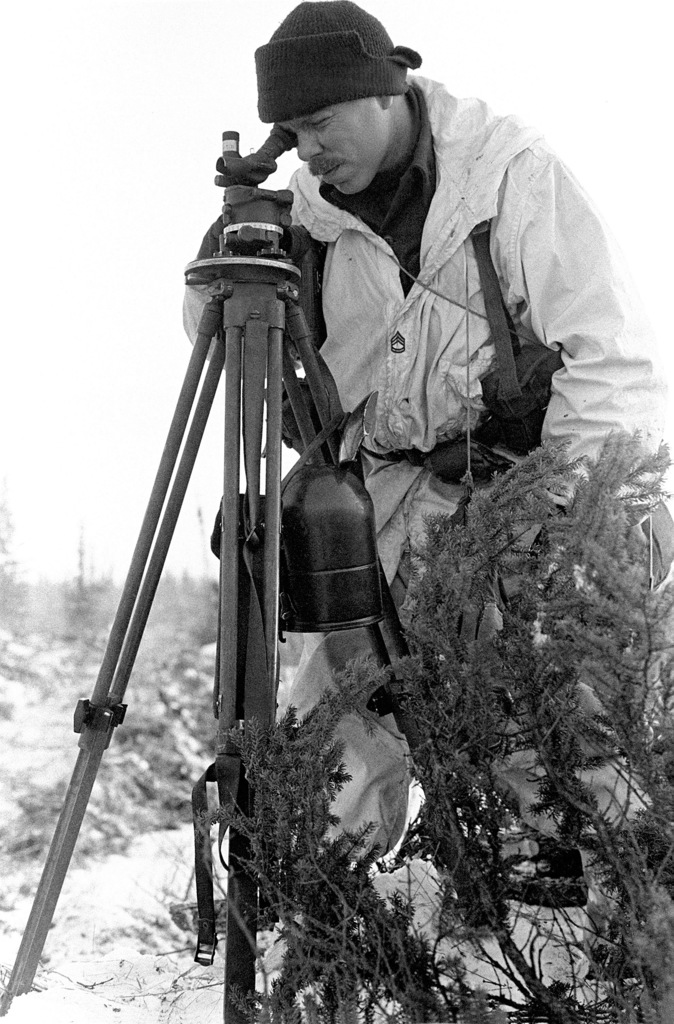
[[280, 96, 396, 194]]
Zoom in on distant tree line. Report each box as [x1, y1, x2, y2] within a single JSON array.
[[0, 486, 218, 646]]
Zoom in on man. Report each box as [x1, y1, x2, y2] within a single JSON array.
[[184, 1, 669, 857]]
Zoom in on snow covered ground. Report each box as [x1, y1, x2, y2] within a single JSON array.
[[0, 631, 228, 1022], [0, 631, 598, 1022], [1, 834, 592, 1023], [1, 829, 226, 1023]]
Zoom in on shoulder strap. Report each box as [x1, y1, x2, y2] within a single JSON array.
[[471, 221, 522, 401]]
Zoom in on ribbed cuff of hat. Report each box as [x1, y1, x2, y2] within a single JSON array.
[[255, 2, 421, 124]]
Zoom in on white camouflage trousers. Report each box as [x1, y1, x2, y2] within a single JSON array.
[[285, 467, 648, 857]]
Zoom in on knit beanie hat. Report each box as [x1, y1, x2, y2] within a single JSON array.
[[255, 1, 422, 123]]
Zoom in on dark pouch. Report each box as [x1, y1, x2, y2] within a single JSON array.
[[478, 343, 564, 454], [470, 221, 563, 456], [424, 438, 515, 484]]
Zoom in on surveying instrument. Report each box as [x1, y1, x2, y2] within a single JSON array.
[[0, 130, 417, 1022]]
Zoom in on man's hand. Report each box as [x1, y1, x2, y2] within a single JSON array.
[[458, 568, 506, 647]]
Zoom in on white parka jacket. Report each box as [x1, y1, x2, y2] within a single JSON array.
[[184, 76, 668, 574]]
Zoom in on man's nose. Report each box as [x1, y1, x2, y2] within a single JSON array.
[[295, 128, 322, 163]]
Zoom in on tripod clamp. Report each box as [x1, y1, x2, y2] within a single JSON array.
[[73, 698, 127, 743]]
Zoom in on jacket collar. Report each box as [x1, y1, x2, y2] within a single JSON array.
[[290, 76, 542, 270]]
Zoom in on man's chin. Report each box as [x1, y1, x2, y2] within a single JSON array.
[[330, 174, 370, 194], [331, 180, 358, 194]]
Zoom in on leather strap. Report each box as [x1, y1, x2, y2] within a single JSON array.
[[192, 764, 219, 965], [471, 222, 522, 401]]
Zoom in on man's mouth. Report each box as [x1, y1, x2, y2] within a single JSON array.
[[321, 165, 341, 182], [309, 157, 340, 179]]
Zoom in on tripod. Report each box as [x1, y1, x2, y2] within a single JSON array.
[[0, 142, 417, 1023]]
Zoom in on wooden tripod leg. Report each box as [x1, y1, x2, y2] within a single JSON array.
[[0, 316, 224, 1018], [217, 302, 285, 1023], [216, 321, 257, 1024]]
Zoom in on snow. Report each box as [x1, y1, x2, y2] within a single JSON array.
[[0, 631, 227, 1023], [0, 828, 224, 1022], [0, 631, 598, 1022], [1, 846, 593, 1022], [5, 957, 225, 1023]]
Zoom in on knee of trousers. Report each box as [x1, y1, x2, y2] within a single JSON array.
[[286, 630, 413, 855], [330, 710, 412, 856]]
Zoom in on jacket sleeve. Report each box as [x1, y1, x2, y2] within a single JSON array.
[[182, 217, 223, 344], [493, 148, 668, 465]]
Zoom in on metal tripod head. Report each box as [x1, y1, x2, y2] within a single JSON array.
[[186, 127, 299, 277]]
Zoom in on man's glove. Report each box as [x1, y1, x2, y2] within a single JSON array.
[[452, 497, 563, 646], [458, 568, 507, 647], [215, 124, 296, 187], [638, 501, 674, 589]]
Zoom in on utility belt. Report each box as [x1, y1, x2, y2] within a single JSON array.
[[363, 435, 517, 484], [362, 337, 561, 484]]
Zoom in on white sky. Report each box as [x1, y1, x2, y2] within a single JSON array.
[[1, 0, 672, 582]]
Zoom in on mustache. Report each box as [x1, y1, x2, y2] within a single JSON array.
[[308, 155, 337, 177]]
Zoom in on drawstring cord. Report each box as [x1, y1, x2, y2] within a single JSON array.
[[463, 244, 475, 499], [648, 512, 655, 591], [390, 251, 490, 323], [387, 243, 481, 503]]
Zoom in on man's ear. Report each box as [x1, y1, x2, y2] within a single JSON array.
[[377, 95, 394, 111]]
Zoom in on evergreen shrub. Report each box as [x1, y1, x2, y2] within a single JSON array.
[[216, 436, 674, 1024]]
